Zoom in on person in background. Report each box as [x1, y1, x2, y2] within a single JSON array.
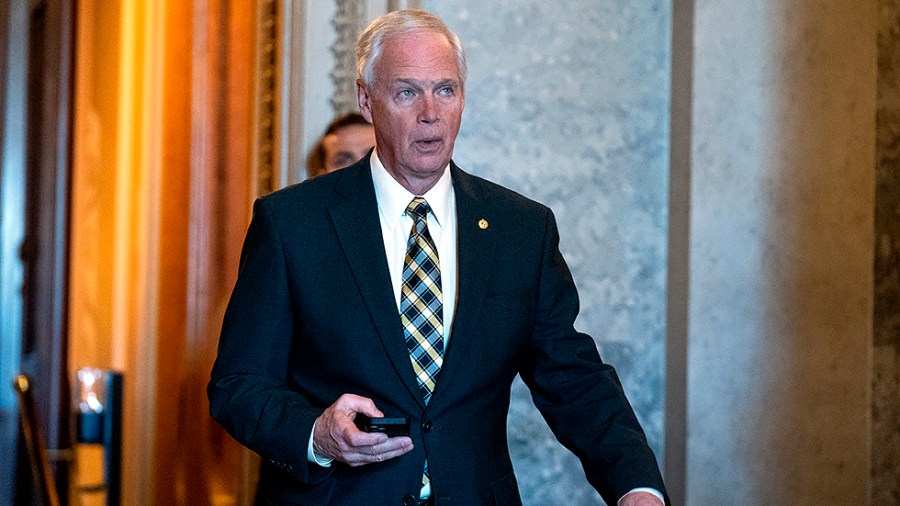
[[209, 9, 668, 506], [306, 112, 376, 178]]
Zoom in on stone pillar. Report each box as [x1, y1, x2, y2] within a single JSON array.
[[682, 1, 877, 503]]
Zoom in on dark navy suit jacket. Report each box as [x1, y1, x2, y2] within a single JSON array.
[[208, 158, 668, 505]]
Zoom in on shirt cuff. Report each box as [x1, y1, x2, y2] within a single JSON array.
[[617, 488, 665, 505], [307, 419, 334, 467]]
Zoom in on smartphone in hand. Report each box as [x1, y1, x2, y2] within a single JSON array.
[[354, 414, 410, 437]]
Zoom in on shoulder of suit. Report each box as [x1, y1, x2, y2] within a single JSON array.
[[259, 162, 360, 208]]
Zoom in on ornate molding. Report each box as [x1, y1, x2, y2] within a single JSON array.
[[331, 0, 368, 115], [329, 1, 422, 115], [254, 0, 280, 195]]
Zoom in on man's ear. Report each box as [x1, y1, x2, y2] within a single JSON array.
[[357, 80, 374, 123]]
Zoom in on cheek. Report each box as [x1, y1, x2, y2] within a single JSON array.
[[449, 103, 464, 121], [384, 122, 410, 143], [372, 105, 418, 147]]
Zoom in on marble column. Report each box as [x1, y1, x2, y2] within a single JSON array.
[[683, 0, 877, 503]]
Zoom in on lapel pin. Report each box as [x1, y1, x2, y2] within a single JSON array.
[[478, 219, 489, 230]]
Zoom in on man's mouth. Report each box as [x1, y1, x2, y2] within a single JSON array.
[[414, 137, 442, 152]]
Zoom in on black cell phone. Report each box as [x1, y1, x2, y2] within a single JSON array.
[[354, 414, 410, 437]]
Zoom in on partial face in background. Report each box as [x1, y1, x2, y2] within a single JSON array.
[[358, 30, 465, 193], [322, 123, 376, 174]]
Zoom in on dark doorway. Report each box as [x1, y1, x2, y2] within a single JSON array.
[[0, 0, 76, 503]]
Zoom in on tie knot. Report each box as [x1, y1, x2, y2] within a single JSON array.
[[406, 197, 431, 221]]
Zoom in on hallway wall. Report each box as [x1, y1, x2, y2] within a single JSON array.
[[684, 0, 877, 503]]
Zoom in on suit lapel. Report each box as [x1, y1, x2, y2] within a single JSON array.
[[431, 165, 496, 402], [328, 161, 425, 407]]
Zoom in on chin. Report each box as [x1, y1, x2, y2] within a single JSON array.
[[414, 164, 448, 176], [411, 156, 450, 174]]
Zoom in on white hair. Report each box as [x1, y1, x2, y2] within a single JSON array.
[[355, 9, 467, 89]]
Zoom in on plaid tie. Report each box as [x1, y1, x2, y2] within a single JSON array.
[[401, 197, 444, 404], [400, 197, 443, 491]]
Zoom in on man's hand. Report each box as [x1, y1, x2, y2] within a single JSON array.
[[617, 491, 665, 506], [312, 393, 414, 467]]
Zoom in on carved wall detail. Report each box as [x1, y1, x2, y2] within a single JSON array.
[[331, 0, 368, 115], [255, 0, 280, 195]]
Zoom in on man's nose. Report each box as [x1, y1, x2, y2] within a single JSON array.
[[418, 96, 438, 124]]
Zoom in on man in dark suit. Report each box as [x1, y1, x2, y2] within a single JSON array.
[[208, 9, 668, 506]]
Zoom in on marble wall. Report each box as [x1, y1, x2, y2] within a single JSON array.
[[423, 2, 672, 504], [875, 0, 900, 502], [687, 0, 877, 504]]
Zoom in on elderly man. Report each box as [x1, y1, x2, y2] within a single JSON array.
[[209, 9, 668, 506]]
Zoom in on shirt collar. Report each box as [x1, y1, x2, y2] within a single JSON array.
[[371, 149, 453, 231]]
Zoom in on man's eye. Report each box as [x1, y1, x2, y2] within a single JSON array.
[[438, 87, 454, 96], [398, 89, 414, 98]]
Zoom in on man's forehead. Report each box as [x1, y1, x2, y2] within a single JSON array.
[[380, 32, 453, 62], [385, 29, 448, 46], [377, 38, 459, 81]]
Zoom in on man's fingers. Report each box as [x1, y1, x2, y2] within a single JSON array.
[[375, 441, 414, 462], [341, 434, 411, 456], [346, 429, 388, 447], [368, 436, 413, 455], [341, 436, 414, 467]]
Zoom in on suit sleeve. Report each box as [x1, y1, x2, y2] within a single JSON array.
[[207, 197, 331, 484], [517, 209, 669, 505]]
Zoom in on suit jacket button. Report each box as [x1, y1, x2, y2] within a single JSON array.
[[422, 420, 433, 432], [402, 494, 417, 506]]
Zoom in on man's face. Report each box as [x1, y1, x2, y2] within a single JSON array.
[[358, 30, 465, 192], [322, 123, 376, 174]]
